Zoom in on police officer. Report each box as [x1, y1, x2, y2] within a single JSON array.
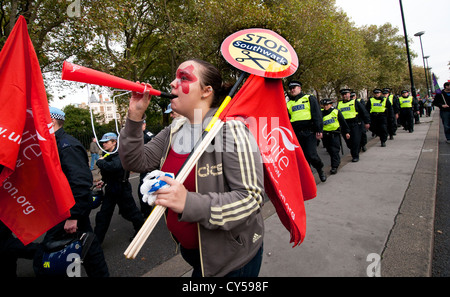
[[383, 88, 399, 139], [34, 107, 109, 277], [337, 89, 370, 162], [321, 99, 350, 174], [398, 90, 419, 133], [1, 162, 38, 277], [287, 80, 326, 182], [366, 89, 395, 147], [351, 92, 368, 152], [94, 133, 145, 243]]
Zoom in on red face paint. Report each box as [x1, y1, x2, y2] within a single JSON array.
[[176, 65, 198, 94]]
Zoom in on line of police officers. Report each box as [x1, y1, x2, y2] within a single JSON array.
[[286, 81, 419, 180]]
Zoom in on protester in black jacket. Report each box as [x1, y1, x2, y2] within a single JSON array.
[[433, 82, 450, 143]]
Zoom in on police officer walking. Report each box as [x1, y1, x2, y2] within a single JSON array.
[[398, 90, 419, 133], [34, 107, 109, 277], [383, 88, 399, 140], [337, 89, 370, 162], [287, 80, 327, 182], [351, 92, 368, 152], [366, 89, 395, 147], [321, 99, 350, 174], [94, 133, 145, 244]]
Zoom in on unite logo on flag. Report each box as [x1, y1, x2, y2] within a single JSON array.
[[260, 121, 299, 168], [0, 16, 75, 245]]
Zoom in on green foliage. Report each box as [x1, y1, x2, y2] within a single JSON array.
[[1, 0, 425, 124]]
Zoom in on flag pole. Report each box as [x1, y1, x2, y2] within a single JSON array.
[[124, 72, 247, 259]]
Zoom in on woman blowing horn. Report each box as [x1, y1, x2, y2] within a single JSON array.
[[118, 59, 266, 277]]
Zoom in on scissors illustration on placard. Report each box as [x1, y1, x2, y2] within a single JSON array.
[[235, 50, 271, 70]]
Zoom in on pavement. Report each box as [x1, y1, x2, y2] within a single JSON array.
[[143, 110, 441, 277]]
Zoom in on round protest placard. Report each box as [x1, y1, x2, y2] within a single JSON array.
[[221, 28, 298, 78]]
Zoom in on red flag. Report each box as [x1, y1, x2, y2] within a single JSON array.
[[0, 16, 75, 245], [220, 74, 317, 246]]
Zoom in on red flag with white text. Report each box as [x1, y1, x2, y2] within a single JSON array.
[[220, 74, 317, 246], [0, 16, 75, 245]]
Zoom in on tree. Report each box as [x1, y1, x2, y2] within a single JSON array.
[[359, 23, 412, 94], [2, 0, 428, 112], [264, 0, 375, 99]]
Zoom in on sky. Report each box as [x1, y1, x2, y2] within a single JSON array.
[[335, 0, 450, 86], [51, 0, 450, 108]]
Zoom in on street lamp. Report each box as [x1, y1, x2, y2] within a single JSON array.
[[414, 31, 430, 97], [423, 56, 433, 96], [399, 0, 417, 99], [424, 55, 431, 96]]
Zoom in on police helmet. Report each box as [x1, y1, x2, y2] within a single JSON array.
[[320, 98, 333, 105], [288, 80, 302, 89], [49, 107, 65, 121], [34, 232, 95, 277]]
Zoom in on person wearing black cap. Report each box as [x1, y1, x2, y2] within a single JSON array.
[[350, 92, 368, 151], [321, 99, 350, 174], [350, 91, 365, 105], [287, 80, 326, 182], [337, 89, 370, 162], [398, 90, 419, 133], [366, 89, 395, 147], [383, 88, 399, 139]]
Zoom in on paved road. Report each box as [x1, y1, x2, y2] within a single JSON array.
[[432, 118, 450, 277], [17, 113, 450, 278], [16, 131, 350, 277]]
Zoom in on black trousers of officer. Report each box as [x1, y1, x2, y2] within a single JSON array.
[[94, 182, 145, 244], [400, 108, 414, 132], [322, 132, 341, 169], [360, 122, 368, 149], [344, 121, 362, 159], [0, 222, 38, 277], [388, 115, 397, 136], [370, 113, 388, 143], [295, 129, 324, 172]]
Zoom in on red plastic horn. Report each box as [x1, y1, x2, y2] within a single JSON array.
[[61, 61, 175, 99]]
